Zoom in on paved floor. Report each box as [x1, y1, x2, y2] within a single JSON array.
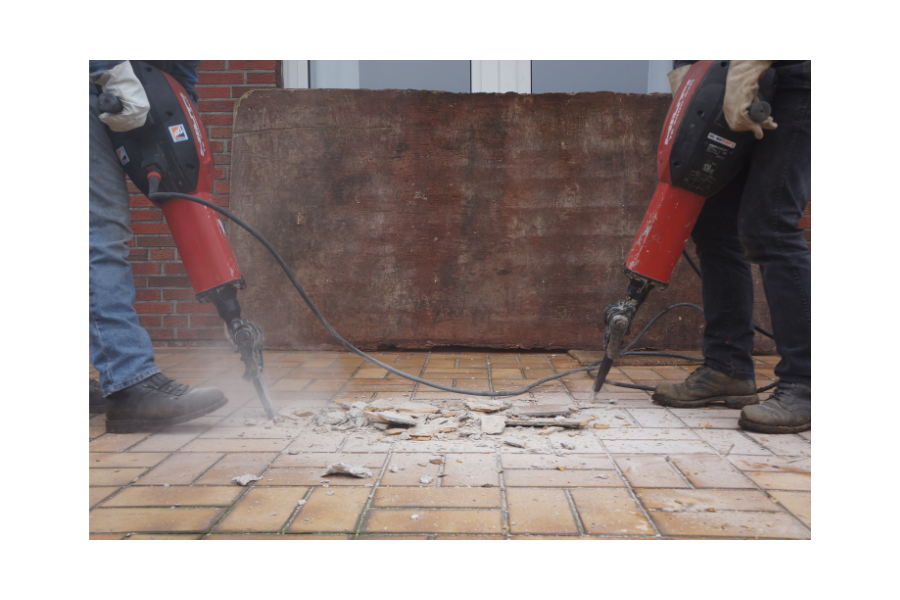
[[89, 350, 811, 539]]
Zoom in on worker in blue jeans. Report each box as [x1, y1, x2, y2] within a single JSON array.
[[89, 61, 226, 432], [652, 61, 811, 434]]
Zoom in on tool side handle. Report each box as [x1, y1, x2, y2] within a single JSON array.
[[748, 101, 771, 122], [97, 92, 123, 114]]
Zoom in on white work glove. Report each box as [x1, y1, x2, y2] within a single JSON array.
[[91, 61, 150, 132], [667, 64, 692, 96], [724, 60, 778, 140]]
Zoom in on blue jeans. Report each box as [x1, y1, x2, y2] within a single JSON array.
[[89, 85, 160, 395], [690, 61, 811, 387]]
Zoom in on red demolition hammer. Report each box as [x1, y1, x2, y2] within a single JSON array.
[[590, 60, 776, 398], [99, 61, 276, 420]]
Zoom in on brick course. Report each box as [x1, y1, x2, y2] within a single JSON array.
[[129, 60, 278, 345]]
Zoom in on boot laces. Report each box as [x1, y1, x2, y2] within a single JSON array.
[[767, 382, 801, 406], [145, 373, 191, 396]]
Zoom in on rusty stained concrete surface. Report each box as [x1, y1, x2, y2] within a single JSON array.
[[229, 89, 773, 351]]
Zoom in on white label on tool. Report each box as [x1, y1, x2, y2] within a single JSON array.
[[707, 132, 736, 148], [180, 92, 206, 157], [169, 124, 189, 143], [664, 77, 696, 146], [116, 146, 129, 165]]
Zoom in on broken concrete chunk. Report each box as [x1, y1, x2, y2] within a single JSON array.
[[316, 410, 350, 427], [334, 397, 363, 407], [397, 432, 411, 440], [465, 399, 510, 413], [560, 441, 576, 450], [396, 401, 441, 414], [503, 439, 526, 448], [297, 499, 307, 506], [321, 463, 374, 479], [539, 427, 564, 436], [367, 411, 419, 427], [384, 428, 405, 436], [408, 418, 458, 438], [231, 474, 262, 486], [506, 418, 589, 429], [419, 476, 433, 484], [285, 448, 300, 455], [480, 415, 507, 435], [514, 405, 572, 418], [372, 422, 388, 431], [389, 464, 401, 473]]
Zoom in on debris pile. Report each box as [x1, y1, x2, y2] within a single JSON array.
[[304, 398, 594, 444]]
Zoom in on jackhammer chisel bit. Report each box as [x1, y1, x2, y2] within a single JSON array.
[[229, 319, 276, 421], [591, 278, 653, 402]]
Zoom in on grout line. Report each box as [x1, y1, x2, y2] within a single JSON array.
[[496, 447, 511, 539], [696, 429, 811, 536], [665, 456, 696, 489], [411, 353, 432, 401], [564, 488, 586, 536], [600, 438, 664, 539], [198, 483, 255, 537], [351, 451, 393, 539], [189, 453, 229, 485], [279, 486, 318, 535]]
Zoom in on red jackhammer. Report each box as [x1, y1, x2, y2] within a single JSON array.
[[590, 60, 776, 399], [100, 61, 276, 420]]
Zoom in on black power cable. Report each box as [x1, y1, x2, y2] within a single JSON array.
[[151, 191, 775, 395]]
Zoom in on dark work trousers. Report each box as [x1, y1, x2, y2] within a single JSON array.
[[690, 61, 810, 387]]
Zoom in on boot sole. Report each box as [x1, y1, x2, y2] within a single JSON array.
[[105, 397, 228, 433], [652, 393, 759, 409], [738, 418, 810, 434], [90, 403, 107, 415]]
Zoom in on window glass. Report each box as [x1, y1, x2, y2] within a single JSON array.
[[309, 60, 470, 92], [532, 60, 652, 94]]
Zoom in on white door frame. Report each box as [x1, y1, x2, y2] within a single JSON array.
[[470, 60, 531, 93], [283, 60, 309, 89]]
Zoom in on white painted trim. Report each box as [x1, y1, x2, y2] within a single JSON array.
[[283, 60, 309, 89], [471, 60, 531, 93]]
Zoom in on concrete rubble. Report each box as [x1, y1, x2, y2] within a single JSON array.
[[465, 399, 510, 413], [321, 463, 374, 478], [231, 474, 262, 486], [480, 415, 506, 435]]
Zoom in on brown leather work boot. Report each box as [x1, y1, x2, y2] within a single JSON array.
[[739, 381, 811, 434], [652, 365, 759, 408], [105, 373, 227, 433]]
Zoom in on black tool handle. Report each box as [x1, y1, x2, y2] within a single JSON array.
[[748, 101, 771, 123], [98, 92, 123, 114]]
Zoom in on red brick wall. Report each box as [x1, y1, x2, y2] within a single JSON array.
[[127, 60, 278, 346]]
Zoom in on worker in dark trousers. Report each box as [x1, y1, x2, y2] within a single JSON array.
[[652, 61, 811, 434], [89, 61, 226, 432]]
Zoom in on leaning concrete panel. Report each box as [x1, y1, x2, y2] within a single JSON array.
[[229, 88, 771, 351]]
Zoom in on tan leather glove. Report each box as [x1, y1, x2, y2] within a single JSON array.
[[667, 64, 692, 96], [91, 61, 150, 132], [724, 60, 777, 139]]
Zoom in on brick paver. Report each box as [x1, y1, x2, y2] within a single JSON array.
[[90, 350, 811, 539]]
